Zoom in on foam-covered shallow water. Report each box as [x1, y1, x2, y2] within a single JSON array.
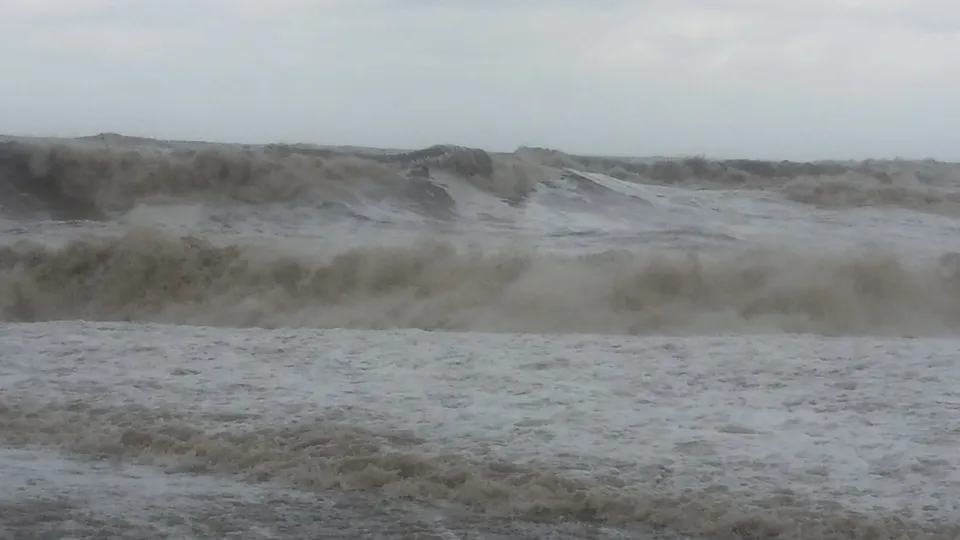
[[3, 134, 960, 538], [0, 447, 688, 539], [2, 322, 959, 540]]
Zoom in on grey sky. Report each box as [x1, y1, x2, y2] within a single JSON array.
[[1, 0, 958, 159]]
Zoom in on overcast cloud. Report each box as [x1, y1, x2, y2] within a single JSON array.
[[1, 0, 958, 159]]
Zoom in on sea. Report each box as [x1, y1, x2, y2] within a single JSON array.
[[1, 133, 959, 539]]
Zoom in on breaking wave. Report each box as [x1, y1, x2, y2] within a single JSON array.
[[781, 176, 960, 214], [3, 230, 960, 336], [4, 136, 960, 224], [0, 139, 543, 221]]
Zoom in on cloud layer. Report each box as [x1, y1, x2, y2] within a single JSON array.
[[1, 0, 958, 159]]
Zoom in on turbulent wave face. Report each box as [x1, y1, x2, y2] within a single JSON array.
[[3, 231, 960, 336]]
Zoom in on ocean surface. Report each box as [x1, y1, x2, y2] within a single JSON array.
[[2, 134, 960, 539]]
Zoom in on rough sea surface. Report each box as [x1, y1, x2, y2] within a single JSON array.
[[2, 134, 960, 539]]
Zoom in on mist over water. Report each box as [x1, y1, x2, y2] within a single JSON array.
[[4, 134, 960, 539]]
